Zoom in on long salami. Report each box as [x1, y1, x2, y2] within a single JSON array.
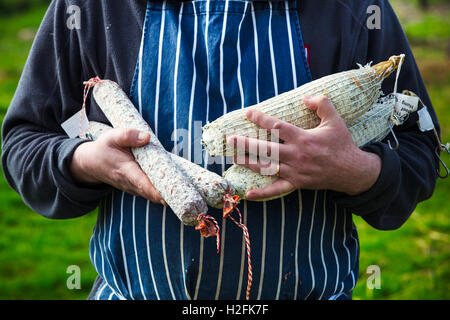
[[81, 121, 235, 209], [90, 79, 207, 226]]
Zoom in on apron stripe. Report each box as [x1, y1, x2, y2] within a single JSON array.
[[268, 1, 279, 96], [253, 2, 266, 299], [182, 2, 198, 300], [350, 214, 360, 268], [145, 200, 160, 299], [235, 4, 249, 299], [305, 190, 318, 299], [236, 2, 248, 110], [275, 197, 286, 299], [97, 201, 105, 284], [187, 1, 198, 162], [256, 201, 267, 300], [203, 0, 211, 178], [194, 237, 205, 300], [318, 191, 328, 299], [100, 200, 107, 287], [180, 223, 191, 300], [132, 196, 147, 299], [154, 0, 167, 136], [96, 282, 107, 300], [219, 0, 229, 116], [251, 2, 260, 104], [204, 0, 211, 125], [107, 290, 115, 300], [331, 203, 340, 293], [172, 2, 187, 300], [284, 0, 298, 88], [214, 220, 226, 300], [98, 198, 124, 300], [268, 3, 284, 300], [235, 200, 247, 299], [137, 11, 145, 115], [343, 210, 351, 275], [214, 0, 230, 300], [294, 190, 303, 299], [173, 2, 184, 155], [90, 225, 97, 278], [161, 206, 176, 299], [108, 192, 125, 298], [191, 1, 204, 302], [137, 38, 161, 299], [119, 192, 134, 299]]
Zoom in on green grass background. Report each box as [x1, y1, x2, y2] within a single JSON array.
[[0, 0, 448, 299]]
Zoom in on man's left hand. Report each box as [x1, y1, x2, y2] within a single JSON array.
[[226, 95, 382, 200]]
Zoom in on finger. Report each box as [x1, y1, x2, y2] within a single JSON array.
[[302, 95, 339, 122], [234, 155, 291, 177], [124, 162, 166, 205], [246, 178, 295, 201], [227, 135, 291, 161], [245, 109, 304, 142], [104, 128, 151, 148]]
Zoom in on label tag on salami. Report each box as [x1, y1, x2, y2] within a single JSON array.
[[417, 106, 435, 132], [393, 93, 419, 120], [61, 108, 89, 138]]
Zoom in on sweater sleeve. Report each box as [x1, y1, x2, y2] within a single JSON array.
[[1, 0, 112, 219], [328, 0, 440, 230]]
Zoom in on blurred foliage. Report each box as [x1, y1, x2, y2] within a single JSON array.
[[0, 0, 448, 299], [0, 0, 50, 15], [406, 14, 450, 39]]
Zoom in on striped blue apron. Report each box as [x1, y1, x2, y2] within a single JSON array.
[[89, 0, 359, 300]]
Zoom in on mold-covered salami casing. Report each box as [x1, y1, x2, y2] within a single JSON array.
[[91, 79, 207, 226], [82, 121, 235, 209]]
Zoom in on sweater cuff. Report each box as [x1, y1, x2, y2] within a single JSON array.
[[53, 137, 112, 207], [328, 142, 401, 216]]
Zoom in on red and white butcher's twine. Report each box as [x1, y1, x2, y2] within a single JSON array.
[[223, 194, 252, 300], [80, 76, 101, 137], [195, 194, 253, 300], [195, 213, 221, 254]]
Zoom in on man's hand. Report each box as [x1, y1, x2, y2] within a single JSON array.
[[70, 128, 166, 205], [227, 95, 382, 200]]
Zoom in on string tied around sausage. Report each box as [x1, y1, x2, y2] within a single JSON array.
[[195, 214, 221, 254], [79, 76, 101, 136], [222, 194, 252, 300]]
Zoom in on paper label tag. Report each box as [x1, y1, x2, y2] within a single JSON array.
[[393, 93, 419, 120], [417, 107, 435, 132], [61, 108, 89, 138]]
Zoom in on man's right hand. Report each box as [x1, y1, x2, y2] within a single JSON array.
[[70, 128, 166, 205]]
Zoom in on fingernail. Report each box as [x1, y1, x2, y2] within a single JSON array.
[[160, 199, 168, 207], [138, 132, 149, 142], [245, 109, 254, 120], [303, 95, 312, 101]]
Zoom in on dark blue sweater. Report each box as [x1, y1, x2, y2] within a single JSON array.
[[1, 0, 440, 230]]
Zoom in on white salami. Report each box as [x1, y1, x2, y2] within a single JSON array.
[[90, 79, 208, 226]]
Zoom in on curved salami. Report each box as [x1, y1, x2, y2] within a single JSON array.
[[90, 79, 208, 226]]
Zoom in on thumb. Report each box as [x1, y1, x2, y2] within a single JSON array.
[[302, 95, 339, 123], [106, 128, 150, 148]]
